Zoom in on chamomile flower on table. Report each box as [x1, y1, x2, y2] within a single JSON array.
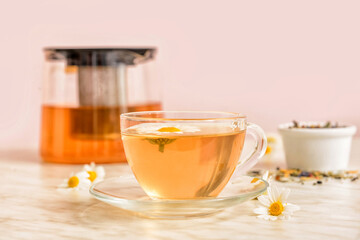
[[83, 162, 105, 184], [254, 185, 300, 221], [58, 171, 92, 191]]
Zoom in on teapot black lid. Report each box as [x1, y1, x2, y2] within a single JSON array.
[[44, 47, 157, 66]]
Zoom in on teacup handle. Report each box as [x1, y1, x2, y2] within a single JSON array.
[[237, 122, 267, 174]]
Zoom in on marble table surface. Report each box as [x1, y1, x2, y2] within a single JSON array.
[[1, 139, 360, 240]]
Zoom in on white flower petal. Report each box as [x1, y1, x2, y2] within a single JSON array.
[[267, 187, 276, 203], [95, 166, 106, 179], [272, 185, 280, 201], [76, 171, 90, 179], [280, 188, 291, 202], [269, 216, 278, 221], [261, 215, 271, 220], [258, 195, 271, 207], [83, 164, 92, 171], [257, 214, 269, 220], [76, 178, 91, 189], [77, 182, 91, 189], [84, 178, 92, 185], [254, 207, 268, 215], [262, 171, 269, 181], [90, 162, 95, 168], [267, 187, 273, 202]]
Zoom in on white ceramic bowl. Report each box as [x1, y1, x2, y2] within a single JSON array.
[[278, 123, 357, 171]]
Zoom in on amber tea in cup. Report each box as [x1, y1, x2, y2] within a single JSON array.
[[121, 111, 266, 200]]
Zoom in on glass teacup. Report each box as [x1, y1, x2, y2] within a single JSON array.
[[121, 111, 267, 200]]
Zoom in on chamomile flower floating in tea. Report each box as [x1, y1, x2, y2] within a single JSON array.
[[83, 162, 105, 184], [125, 123, 202, 153], [58, 171, 91, 191], [254, 185, 300, 221], [128, 123, 201, 135]]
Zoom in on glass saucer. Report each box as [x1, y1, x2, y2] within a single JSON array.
[[89, 175, 268, 219]]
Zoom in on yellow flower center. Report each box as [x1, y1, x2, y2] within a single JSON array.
[[67, 176, 80, 188], [158, 127, 181, 133], [267, 136, 276, 143], [251, 177, 260, 183], [87, 171, 97, 182], [265, 146, 272, 155], [269, 201, 284, 216]]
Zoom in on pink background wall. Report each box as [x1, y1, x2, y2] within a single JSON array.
[[0, 0, 359, 149]]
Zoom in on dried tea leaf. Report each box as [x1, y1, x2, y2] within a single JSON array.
[[292, 120, 299, 128], [289, 120, 345, 129], [324, 121, 331, 128]]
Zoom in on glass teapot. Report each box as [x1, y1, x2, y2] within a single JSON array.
[[40, 47, 162, 164]]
